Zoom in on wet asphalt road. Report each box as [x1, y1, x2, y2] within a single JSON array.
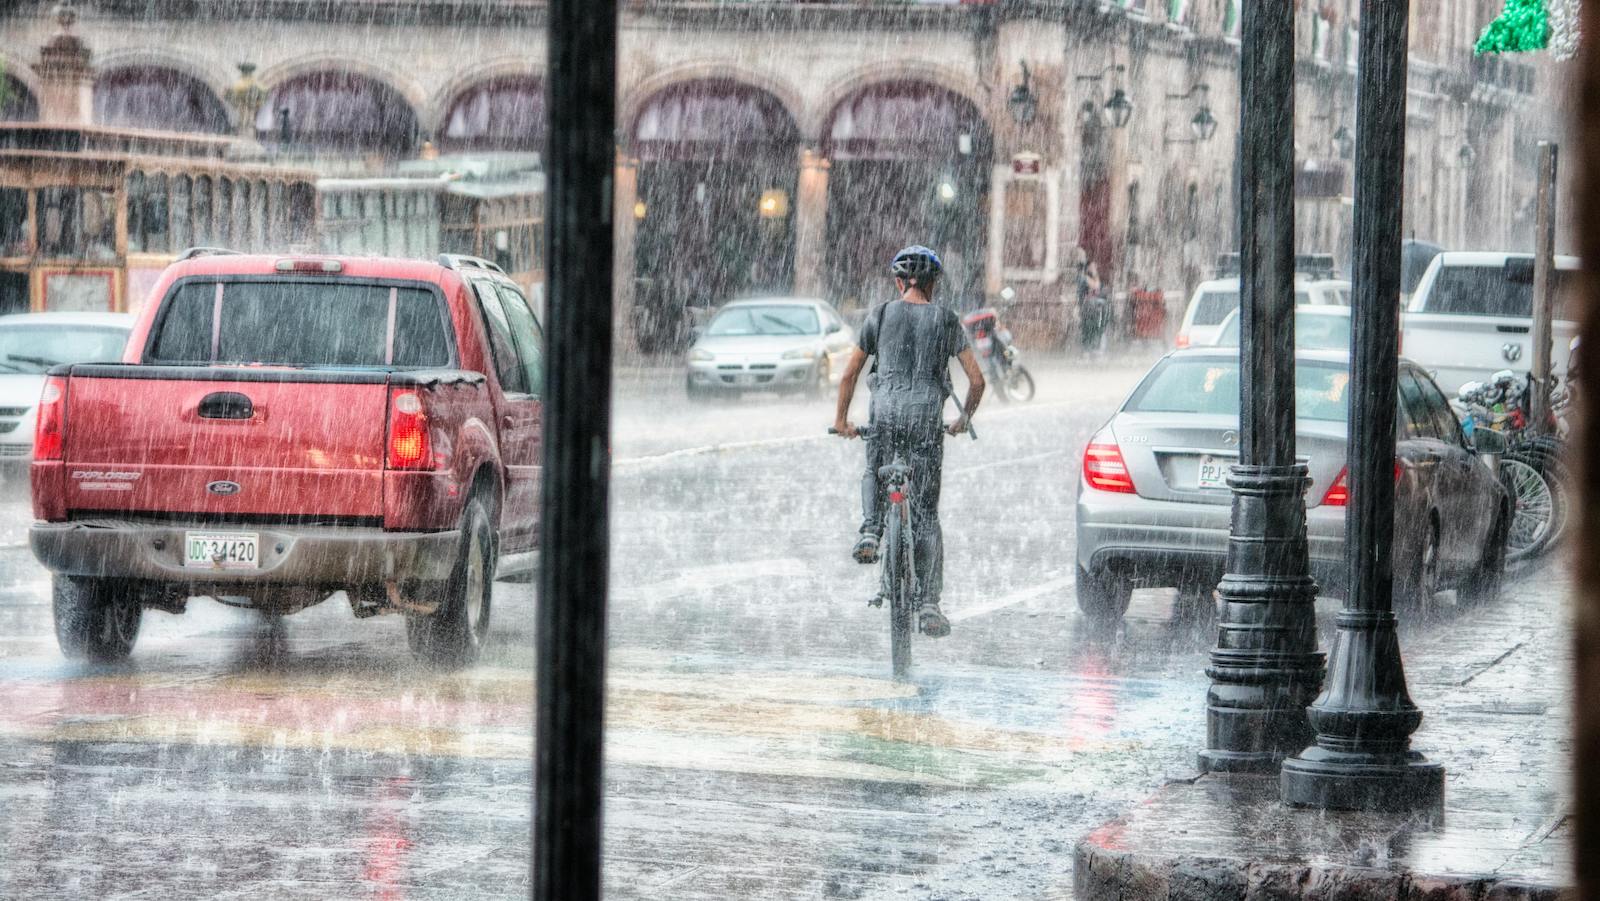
[[0, 350, 1558, 899]]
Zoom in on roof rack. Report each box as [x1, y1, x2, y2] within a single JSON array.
[[176, 246, 243, 261], [437, 254, 506, 275], [1213, 252, 1340, 280]]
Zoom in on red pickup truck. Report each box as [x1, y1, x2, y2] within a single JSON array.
[[30, 252, 544, 666]]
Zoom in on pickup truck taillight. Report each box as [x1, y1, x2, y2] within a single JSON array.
[[386, 388, 434, 470], [35, 376, 66, 461]]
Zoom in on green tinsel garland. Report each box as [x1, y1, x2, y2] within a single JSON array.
[[1475, 0, 1550, 54]]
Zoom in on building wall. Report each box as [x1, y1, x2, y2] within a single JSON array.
[[0, 0, 1564, 337]]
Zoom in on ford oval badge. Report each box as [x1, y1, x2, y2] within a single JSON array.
[[207, 480, 242, 496]]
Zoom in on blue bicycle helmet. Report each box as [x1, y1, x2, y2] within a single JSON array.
[[890, 245, 943, 284]]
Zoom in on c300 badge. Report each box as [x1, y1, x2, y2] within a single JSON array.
[[206, 480, 242, 496]]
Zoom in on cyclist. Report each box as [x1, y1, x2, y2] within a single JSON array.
[[832, 245, 986, 638]]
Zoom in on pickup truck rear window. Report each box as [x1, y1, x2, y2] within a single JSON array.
[[1424, 265, 1572, 319], [147, 281, 451, 367]]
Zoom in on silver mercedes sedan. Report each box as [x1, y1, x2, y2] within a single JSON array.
[[1074, 348, 1511, 621], [685, 298, 855, 400]]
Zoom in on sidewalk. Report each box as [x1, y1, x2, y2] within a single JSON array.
[[1074, 567, 1573, 900]]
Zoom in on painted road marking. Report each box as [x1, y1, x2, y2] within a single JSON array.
[[948, 573, 1075, 623]]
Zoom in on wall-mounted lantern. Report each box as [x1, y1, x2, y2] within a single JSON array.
[[1008, 61, 1039, 127], [1164, 82, 1216, 144], [1075, 63, 1133, 130]]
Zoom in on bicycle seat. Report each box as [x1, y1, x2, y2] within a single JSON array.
[[877, 460, 912, 481]]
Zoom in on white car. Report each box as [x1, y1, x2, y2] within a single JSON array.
[[685, 298, 855, 400], [0, 312, 136, 462], [1175, 277, 1350, 349], [1401, 251, 1578, 396], [1210, 305, 1352, 351]]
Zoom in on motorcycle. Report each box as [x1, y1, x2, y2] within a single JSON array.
[[1453, 370, 1570, 562], [962, 307, 1035, 403]]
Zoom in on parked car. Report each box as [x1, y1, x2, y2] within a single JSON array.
[[1401, 251, 1578, 396], [29, 252, 543, 665], [1174, 277, 1350, 348], [0, 312, 135, 464], [1210, 305, 1352, 351], [685, 297, 855, 400], [1074, 348, 1511, 621]]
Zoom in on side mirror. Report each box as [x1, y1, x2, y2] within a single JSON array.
[[827, 322, 843, 335], [1472, 428, 1508, 456]]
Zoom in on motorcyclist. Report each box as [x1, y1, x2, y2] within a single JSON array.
[[832, 245, 986, 638]]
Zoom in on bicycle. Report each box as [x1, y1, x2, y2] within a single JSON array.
[[830, 419, 976, 679]]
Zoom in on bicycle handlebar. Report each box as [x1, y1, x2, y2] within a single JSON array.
[[829, 423, 978, 441]]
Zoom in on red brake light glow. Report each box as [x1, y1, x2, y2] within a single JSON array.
[[1319, 462, 1403, 507], [1175, 333, 1191, 349], [1084, 442, 1136, 494], [34, 376, 65, 461], [386, 389, 434, 470]]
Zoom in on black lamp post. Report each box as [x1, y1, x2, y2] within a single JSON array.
[[1280, 0, 1443, 813], [1197, 0, 1325, 775], [1009, 61, 1039, 127]]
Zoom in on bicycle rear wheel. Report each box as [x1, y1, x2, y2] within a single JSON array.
[[884, 505, 914, 679]]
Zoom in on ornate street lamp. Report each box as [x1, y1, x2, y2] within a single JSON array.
[[1008, 61, 1039, 127], [225, 63, 266, 141], [1076, 63, 1133, 130], [1105, 88, 1134, 129], [1333, 125, 1355, 160], [1459, 142, 1478, 166]]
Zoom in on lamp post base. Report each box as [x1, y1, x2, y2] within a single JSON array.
[[1280, 747, 1444, 812]]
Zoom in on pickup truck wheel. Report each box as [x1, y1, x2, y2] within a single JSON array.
[[53, 576, 141, 662], [406, 497, 495, 667]]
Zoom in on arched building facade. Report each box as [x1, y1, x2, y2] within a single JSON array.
[[0, 0, 1564, 346]]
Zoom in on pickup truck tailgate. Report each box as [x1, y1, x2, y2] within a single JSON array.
[[61, 371, 389, 519], [1402, 312, 1575, 395]]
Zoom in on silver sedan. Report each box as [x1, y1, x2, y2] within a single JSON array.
[[1074, 348, 1511, 621], [685, 298, 855, 400]]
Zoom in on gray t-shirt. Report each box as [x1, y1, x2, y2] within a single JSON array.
[[858, 300, 969, 405]]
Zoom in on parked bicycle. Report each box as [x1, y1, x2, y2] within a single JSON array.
[[961, 307, 1035, 402], [830, 422, 975, 679], [1454, 370, 1571, 562]]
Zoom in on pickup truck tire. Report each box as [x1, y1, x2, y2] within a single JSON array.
[[406, 496, 496, 667], [53, 576, 141, 662]]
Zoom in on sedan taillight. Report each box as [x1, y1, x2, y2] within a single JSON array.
[[1319, 461, 1402, 507], [1084, 442, 1136, 494]]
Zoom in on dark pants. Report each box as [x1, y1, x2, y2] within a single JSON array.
[[860, 400, 945, 607]]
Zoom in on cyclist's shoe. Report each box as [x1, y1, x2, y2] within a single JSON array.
[[852, 533, 880, 564], [918, 603, 951, 638]]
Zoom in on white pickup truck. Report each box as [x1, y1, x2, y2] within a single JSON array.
[[1402, 251, 1577, 396]]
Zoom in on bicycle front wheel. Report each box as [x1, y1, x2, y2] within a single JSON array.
[[1006, 366, 1036, 402], [884, 506, 914, 680]]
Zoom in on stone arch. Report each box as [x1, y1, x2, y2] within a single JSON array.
[[0, 50, 45, 118], [94, 48, 232, 105], [621, 64, 804, 151], [628, 77, 801, 161], [257, 55, 428, 113], [430, 59, 542, 134], [0, 71, 40, 123], [436, 73, 544, 152], [93, 64, 230, 133], [808, 62, 990, 141], [255, 68, 421, 155]]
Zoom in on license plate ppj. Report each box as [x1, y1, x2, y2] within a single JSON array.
[[1197, 456, 1231, 491]]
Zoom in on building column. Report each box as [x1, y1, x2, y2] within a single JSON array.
[[613, 154, 640, 353], [794, 147, 830, 297], [32, 8, 94, 126], [986, 163, 1007, 296]]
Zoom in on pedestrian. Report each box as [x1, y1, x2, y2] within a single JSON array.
[[1078, 259, 1107, 354], [832, 245, 986, 638]]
